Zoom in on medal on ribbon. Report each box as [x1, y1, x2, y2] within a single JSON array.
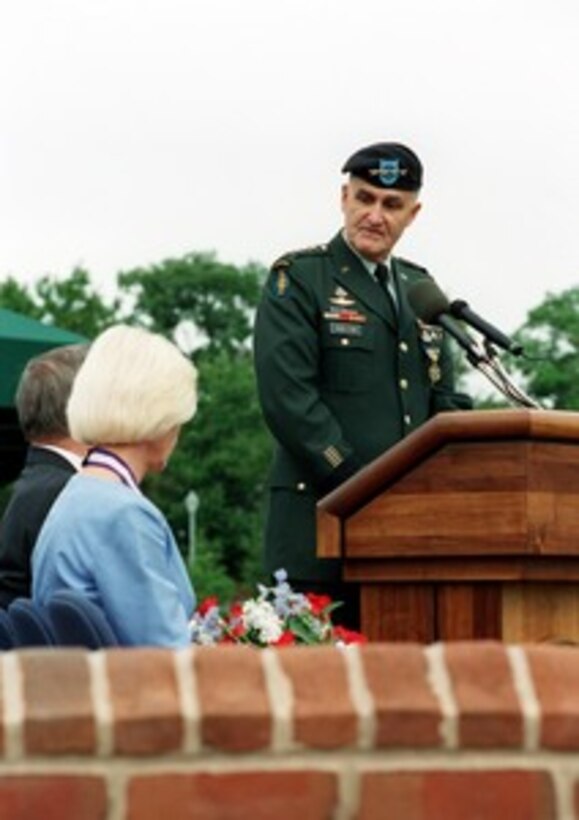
[[417, 319, 443, 384]]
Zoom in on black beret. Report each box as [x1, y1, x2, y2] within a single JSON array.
[[341, 142, 423, 191]]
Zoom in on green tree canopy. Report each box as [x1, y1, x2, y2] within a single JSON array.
[[512, 286, 579, 409], [119, 252, 263, 355], [0, 267, 120, 339]]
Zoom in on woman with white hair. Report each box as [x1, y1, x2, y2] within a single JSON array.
[[32, 324, 198, 647]]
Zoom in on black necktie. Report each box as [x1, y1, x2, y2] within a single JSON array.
[[375, 263, 397, 314]]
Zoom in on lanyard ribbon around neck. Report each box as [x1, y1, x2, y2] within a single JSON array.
[[83, 447, 140, 492]]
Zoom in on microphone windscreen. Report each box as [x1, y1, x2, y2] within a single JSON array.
[[407, 279, 450, 323], [448, 299, 468, 318]]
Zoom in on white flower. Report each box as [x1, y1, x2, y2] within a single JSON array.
[[242, 599, 283, 644]]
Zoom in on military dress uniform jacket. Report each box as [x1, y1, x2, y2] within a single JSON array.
[[253, 231, 472, 583]]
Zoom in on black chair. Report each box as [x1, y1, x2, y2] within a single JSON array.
[[47, 591, 119, 649], [0, 609, 17, 649], [8, 599, 56, 646]]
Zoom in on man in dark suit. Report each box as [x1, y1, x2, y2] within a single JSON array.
[[0, 344, 88, 606], [253, 142, 472, 627]]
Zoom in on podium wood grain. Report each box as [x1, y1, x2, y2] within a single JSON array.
[[502, 583, 579, 643], [317, 409, 579, 642]]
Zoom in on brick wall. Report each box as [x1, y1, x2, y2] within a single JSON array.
[[1, 642, 579, 818]]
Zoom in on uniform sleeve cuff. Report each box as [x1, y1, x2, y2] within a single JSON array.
[[319, 454, 363, 494]]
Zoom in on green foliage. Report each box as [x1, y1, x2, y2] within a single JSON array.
[[0, 267, 120, 339], [34, 268, 122, 337], [512, 286, 579, 409], [0, 278, 39, 316], [187, 542, 238, 603], [119, 252, 264, 354]]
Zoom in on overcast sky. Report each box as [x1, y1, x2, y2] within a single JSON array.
[[1, 0, 578, 336]]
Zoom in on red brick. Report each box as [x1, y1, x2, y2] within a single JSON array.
[[526, 645, 579, 750], [360, 644, 441, 747], [194, 645, 271, 752], [0, 775, 107, 820], [278, 646, 357, 748], [106, 648, 182, 754], [127, 771, 338, 820], [444, 642, 523, 747], [358, 770, 556, 820], [20, 650, 96, 754]]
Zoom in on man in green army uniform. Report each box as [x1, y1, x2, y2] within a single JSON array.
[[253, 142, 472, 627]]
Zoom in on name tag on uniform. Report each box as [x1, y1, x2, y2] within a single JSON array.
[[329, 322, 363, 337]]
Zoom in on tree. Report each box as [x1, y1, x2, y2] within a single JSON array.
[[0, 277, 39, 317], [511, 286, 579, 409], [118, 252, 262, 354], [0, 267, 121, 338]]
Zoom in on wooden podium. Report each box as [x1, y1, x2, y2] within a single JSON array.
[[317, 409, 579, 643]]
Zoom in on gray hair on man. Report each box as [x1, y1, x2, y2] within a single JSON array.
[[16, 344, 89, 442]]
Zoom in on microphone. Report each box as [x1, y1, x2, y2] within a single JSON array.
[[449, 299, 523, 356], [407, 279, 487, 364]]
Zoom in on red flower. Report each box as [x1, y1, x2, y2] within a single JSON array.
[[225, 602, 246, 638], [333, 625, 368, 644], [273, 630, 296, 647], [230, 621, 246, 638], [197, 596, 219, 616], [229, 602, 243, 620], [306, 592, 332, 616]]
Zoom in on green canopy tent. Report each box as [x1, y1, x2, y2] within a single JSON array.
[[0, 308, 87, 485]]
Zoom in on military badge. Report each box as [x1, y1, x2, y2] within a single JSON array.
[[366, 158, 404, 187], [270, 269, 290, 298], [329, 285, 355, 307], [329, 322, 363, 337], [323, 309, 366, 323], [416, 319, 443, 344], [425, 347, 442, 384], [416, 319, 443, 384]]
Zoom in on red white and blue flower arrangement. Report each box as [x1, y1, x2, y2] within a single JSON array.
[[189, 569, 366, 647]]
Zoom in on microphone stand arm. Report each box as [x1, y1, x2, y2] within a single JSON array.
[[466, 340, 542, 410]]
